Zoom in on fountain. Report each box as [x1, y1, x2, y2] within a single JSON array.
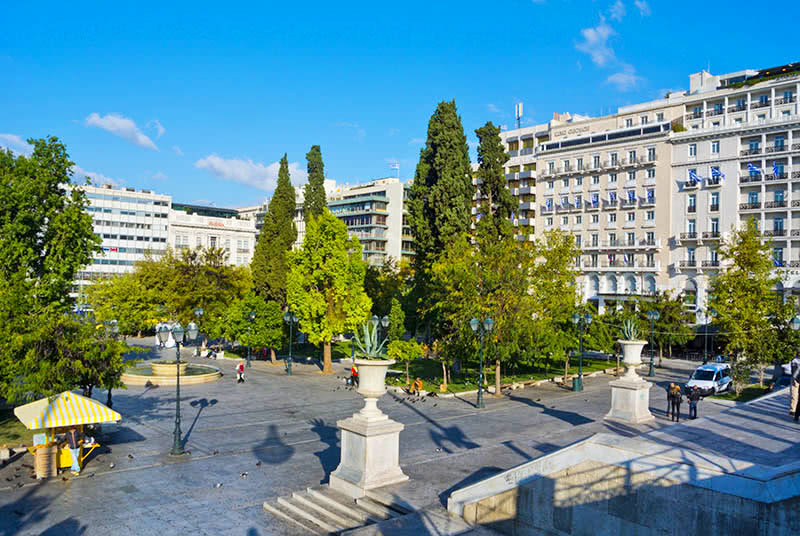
[[121, 361, 222, 386]]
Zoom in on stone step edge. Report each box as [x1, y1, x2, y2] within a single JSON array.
[[292, 490, 364, 529], [364, 488, 415, 515], [277, 495, 342, 533], [262, 501, 324, 535], [307, 486, 382, 524], [355, 496, 403, 519]]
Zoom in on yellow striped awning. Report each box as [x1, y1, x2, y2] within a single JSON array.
[[13, 391, 122, 430]]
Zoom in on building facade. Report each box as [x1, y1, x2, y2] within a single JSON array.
[[169, 203, 257, 267]]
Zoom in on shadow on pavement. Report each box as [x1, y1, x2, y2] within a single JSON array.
[[309, 418, 339, 484], [437, 466, 504, 507], [252, 424, 294, 465], [506, 393, 594, 427], [182, 398, 218, 448], [388, 392, 480, 454]]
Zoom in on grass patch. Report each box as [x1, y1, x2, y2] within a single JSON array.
[[713, 385, 769, 403], [0, 408, 33, 447]]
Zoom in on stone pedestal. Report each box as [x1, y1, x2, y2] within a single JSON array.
[[605, 377, 655, 424], [329, 398, 409, 498]]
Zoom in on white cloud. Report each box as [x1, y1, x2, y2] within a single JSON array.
[[72, 164, 121, 186], [194, 154, 308, 191], [606, 64, 642, 91], [488, 103, 502, 114], [172, 145, 184, 156], [634, 0, 651, 16], [336, 122, 366, 139], [147, 119, 166, 139], [575, 18, 616, 67], [0, 133, 33, 155], [85, 113, 158, 151], [609, 0, 626, 21], [409, 138, 425, 145], [152, 171, 168, 180]]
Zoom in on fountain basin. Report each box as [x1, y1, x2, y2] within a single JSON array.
[[150, 361, 188, 376], [122, 363, 222, 386]]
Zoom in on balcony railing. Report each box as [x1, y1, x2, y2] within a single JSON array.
[[793, 171, 800, 179], [639, 239, 658, 247], [792, 230, 800, 237], [585, 203, 600, 211], [685, 180, 699, 189], [680, 260, 697, 268], [765, 144, 788, 154], [702, 231, 720, 239], [740, 175, 762, 184], [688, 205, 697, 213], [702, 260, 720, 268], [603, 200, 618, 209], [710, 204, 719, 212], [791, 261, 800, 268], [640, 197, 656, 207], [763, 229, 786, 237], [792, 200, 800, 208], [706, 177, 721, 187], [620, 199, 637, 208], [728, 104, 747, 113], [740, 202, 762, 210], [680, 232, 698, 240], [764, 200, 787, 208], [751, 100, 771, 109], [706, 108, 724, 117], [775, 96, 796, 105], [686, 111, 703, 120], [740, 148, 761, 156]]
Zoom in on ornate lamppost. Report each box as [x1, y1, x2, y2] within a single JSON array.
[[283, 312, 298, 376], [469, 317, 494, 408], [647, 311, 660, 377], [157, 321, 199, 456], [702, 308, 716, 364], [571, 313, 592, 392], [247, 311, 255, 368]]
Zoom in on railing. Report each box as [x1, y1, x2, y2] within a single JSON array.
[[680, 232, 698, 240], [706, 108, 724, 117], [639, 239, 658, 247], [601, 261, 637, 268], [702, 260, 720, 267], [603, 200, 618, 209], [751, 100, 771, 109], [728, 104, 747, 113], [792, 230, 800, 237], [710, 204, 719, 212], [685, 180, 699, 189], [680, 260, 697, 268], [688, 205, 697, 213], [620, 199, 637, 208], [791, 261, 800, 268], [740, 148, 761, 156], [763, 229, 786, 237], [792, 200, 800, 208], [765, 144, 788, 153], [794, 143, 800, 151], [739, 202, 762, 210], [686, 111, 703, 120], [740, 175, 762, 183], [775, 96, 796, 105], [764, 200, 787, 208], [702, 231, 720, 239], [585, 203, 600, 210], [639, 197, 656, 207], [793, 171, 800, 179], [542, 205, 554, 213], [706, 178, 721, 186]]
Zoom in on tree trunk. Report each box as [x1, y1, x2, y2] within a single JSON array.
[[495, 360, 502, 398], [270, 347, 277, 365], [564, 355, 570, 385], [615, 351, 620, 377], [405, 361, 410, 386], [106, 388, 113, 409], [322, 342, 333, 373], [137, 330, 142, 338], [441, 360, 448, 389], [758, 365, 765, 387], [658, 342, 663, 367]]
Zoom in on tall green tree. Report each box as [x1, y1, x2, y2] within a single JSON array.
[[0, 137, 102, 402], [364, 259, 406, 316], [637, 291, 694, 365], [708, 219, 778, 394], [303, 145, 327, 222], [475, 121, 517, 240], [287, 209, 372, 373], [252, 154, 297, 303], [388, 297, 406, 342], [223, 292, 284, 364], [87, 273, 159, 337], [408, 100, 474, 336]]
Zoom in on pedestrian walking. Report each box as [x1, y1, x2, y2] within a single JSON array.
[[236, 361, 245, 384], [350, 364, 359, 387], [669, 384, 683, 422], [687, 386, 702, 419], [791, 353, 800, 416], [65, 426, 82, 475], [666, 383, 674, 418]]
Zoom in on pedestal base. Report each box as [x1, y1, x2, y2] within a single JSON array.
[[605, 377, 655, 424], [329, 412, 409, 499]]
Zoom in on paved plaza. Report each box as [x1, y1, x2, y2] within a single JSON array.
[[0, 341, 743, 535]]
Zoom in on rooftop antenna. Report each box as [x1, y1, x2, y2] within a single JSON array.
[[389, 161, 400, 179], [515, 102, 523, 129]]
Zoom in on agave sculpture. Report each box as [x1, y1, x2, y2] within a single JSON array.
[[353, 322, 389, 359], [621, 318, 640, 341]]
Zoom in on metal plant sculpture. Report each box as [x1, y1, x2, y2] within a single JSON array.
[[353, 322, 388, 359], [621, 318, 640, 341]]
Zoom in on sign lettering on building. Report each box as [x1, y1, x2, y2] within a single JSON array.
[[552, 125, 591, 138], [208, 221, 225, 227]]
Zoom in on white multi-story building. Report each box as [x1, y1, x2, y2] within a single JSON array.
[[169, 203, 257, 266]]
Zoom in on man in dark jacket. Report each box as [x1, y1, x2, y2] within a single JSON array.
[[669, 385, 682, 422], [687, 386, 702, 419]]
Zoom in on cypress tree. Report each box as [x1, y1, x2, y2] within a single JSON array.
[[475, 121, 517, 240], [407, 100, 474, 335], [304, 145, 327, 222], [252, 154, 297, 304]]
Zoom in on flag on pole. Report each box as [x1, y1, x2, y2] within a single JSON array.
[[609, 191, 617, 202], [627, 190, 636, 202], [688, 169, 701, 183], [711, 167, 725, 180], [773, 162, 781, 177], [592, 193, 599, 206], [748, 163, 762, 175], [546, 198, 552, 210]]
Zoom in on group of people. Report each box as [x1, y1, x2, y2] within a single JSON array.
[[666, 383, 703, 422], [791, 354, 800, 421]]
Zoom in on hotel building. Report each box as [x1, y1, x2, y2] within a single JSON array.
[[169, 203, 257, 267]]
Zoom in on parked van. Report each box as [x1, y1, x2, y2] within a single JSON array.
[[685, 363, 732, 395]]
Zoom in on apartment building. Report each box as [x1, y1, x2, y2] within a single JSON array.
[[169, 203, 257, 267]]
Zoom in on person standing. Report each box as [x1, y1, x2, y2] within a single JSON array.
[[670, 384, 683, 422], [236, 361, 245, 384], [687, 386, 701, 419], [791, 354, 800, 416], [350, 364, 359, 387], [65, 427, 82, 476], [666, 383, 675, 418]]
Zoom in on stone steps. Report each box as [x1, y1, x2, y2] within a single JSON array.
[[262, 484, 410, 534]]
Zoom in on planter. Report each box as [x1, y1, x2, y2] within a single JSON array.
[[151, 361, 188, 376], [354, 358, 394, 399], [618, 340, 648, 381]]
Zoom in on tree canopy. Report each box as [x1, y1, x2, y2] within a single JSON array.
[[303, 145, 327, 222], [475, 121, 517, 240]]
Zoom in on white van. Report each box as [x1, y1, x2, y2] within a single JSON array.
[[685, 363, 732, 395]]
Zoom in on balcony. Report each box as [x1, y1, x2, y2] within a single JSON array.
[[792, 230, 800, 237], [518, 170, 534, 180], [740, 148, 761, 156], [791, 261, 800, 268], [542, 205, 554, 214], [607, 160, 621, 169], [688, 205, 697, 213], [706, 108, 724, 117], [710, 204, 719, 212], [639, 239, 660, 248], [765, 171, 789, 181], [620, 199, 637, 209], [556, 204, 572, 213], [775, 96, 796, 105], [519, 185, 535, 195], [793, 171, 800, 179], [764, 200, 788, 209], [680, 232, 698, 241], [585, 203, 600, 211], [740, 174, 762, 184], [706, 177, 721, 187], [728, 104, 747, 113], [702, 260, 721, 268], [740, 202, 762, 210], [684, 180, 699, 189], [765, 144, 788, 154], [702, 231, 721, 240], [685, 111, 703, 120], [679, 260, 697, 268], [603, 200, 618, 210], [519, 202, 535, 210], [762, 229, 787, 237], [571, 202, 583, 211], [751, 100, 771, 109], [520, 148, 535, 156], [792, 200, 800, 208], [639, 197, 656, 208]]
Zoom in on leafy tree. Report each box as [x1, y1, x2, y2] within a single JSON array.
[[387, 339, 424, 386], [363, 259, 406, 316], [287, 209, 372, 373], [474, 121, 516, 240], [73, 319, 129, 408], [407, 100, 474, 337], [638, 291, 693, 365], [0, 137, 101, 403], [303, 145, 327, 222], [708, 219, 778, 394], [223, 292, 284, 363], [252, 154, 297, 303], [87, 273, 159, 337], [387, 297, 406, 342]]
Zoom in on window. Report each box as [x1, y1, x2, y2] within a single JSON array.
[[592, 175, 600, 185], [646, 231, 654, 243], [689, 144, 697, 157], [714, 103, 723, 114], [576, 215, 582, 224], [548, 162, 555, 173], [712, 122, 720, 128], [784, 90, 793, 101], [609, 191, 617, 203], [563, 159, 570, 171], [775, 162, 785, 176], [774, 217, 784, 231], [758, 114, 766, 120], [687, 247, 696, 262], [647, 189, 655, 202], [610, 153, 618, 165], [688, 194, 696, 210], [625, 118, 633, 127], [646, 210, 655, 221], [640, 116, 648, 125], [562, 216, 569, 225], [775, 135, 785, 149], [711, 248, 719, 263], [577, 157, 583, 170], [647, 147, 656, 161], [591, 233, 599, 246], [748, 191, 759, 204], [627, 212, 635, 222], [575, 235, 582, 247], [591, 214, 599, 224], [711, 141, 720, 154], [656, 113, 664, 122], [774, 247, 784, 265], [647, 168, 655, 179], [609, 213, 617, 223], [627, 171, 636, 182], [562, 178, 569, 188], [548, 181, 554, 190], [736, 97, 746, 109], [628, 150, 636, 163], [593, 155, 600, 168], [575, 194, 583, 206], [609, 232, 617, 245], [507, 140, 519, 152], [759, 95, 768, 105], [627, 232, 635, 244], [609, 173, 617, 183], [546, 217, 553, 226], [710, 192, 719, 209], [776, 190, 785, 203], [688, 219, 696, 233], [576, 177, 583, 186], [646, 253, 655, 268], [522, 138, 534, 149], [783, 110, 791, 117]]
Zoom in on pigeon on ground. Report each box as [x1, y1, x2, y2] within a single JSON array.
[[62, 477, 69, 481], [87, 473, 95, 478], [109, 463, 115, 469], [433, 404, 437, 407], [16, 482, 23, 488], [240, 472, 248, 478], [215, 483, 223, 488], [212, 450, 219, 456], [435, 448, 441, 452], [256, 461, 262, 467], [127, 454, 134, 459]]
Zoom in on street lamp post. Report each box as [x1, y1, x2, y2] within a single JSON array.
[[194, 308, 204, 354], [702, 308, 716, 364], [103, 320, 119, 408], [247, 311, 255, 368], [283, 312, 298, 376], [157, 321, 198, 456], [647, 311, 660, 377], [570, 313, 592, 392], [469, 317, 494, 409]]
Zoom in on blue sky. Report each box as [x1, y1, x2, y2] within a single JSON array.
[[2, 0, 798, 207]]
